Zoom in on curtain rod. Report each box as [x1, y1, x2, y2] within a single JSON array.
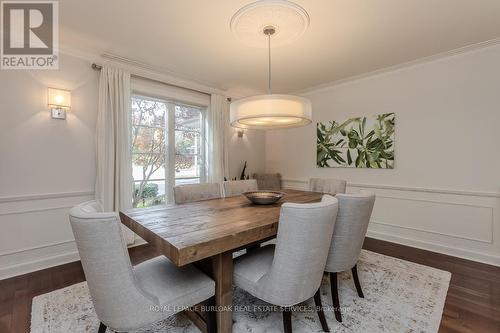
[[91, 63, 231, 102]]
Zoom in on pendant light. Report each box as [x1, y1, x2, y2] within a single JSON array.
[[230, 25, 312, 130]]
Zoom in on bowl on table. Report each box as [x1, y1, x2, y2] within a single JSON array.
[[242, 191, 286, 205]]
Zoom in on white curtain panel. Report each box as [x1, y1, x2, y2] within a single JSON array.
[[205, 94, 230, 183], [95, 66, 135, 245]]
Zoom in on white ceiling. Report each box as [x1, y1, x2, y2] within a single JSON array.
[[60, 0, 500, 96]]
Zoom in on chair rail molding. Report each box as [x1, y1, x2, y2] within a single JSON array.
[[281, 178, 500, 266], [0, 205, 79, 217], [0, 190, 95, 203], [281, 179, 500, 198]]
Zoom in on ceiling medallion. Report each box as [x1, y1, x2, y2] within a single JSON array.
[[230, 0, 310, 48]]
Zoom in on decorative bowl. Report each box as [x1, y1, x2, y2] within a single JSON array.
[[243, 191, 286, 205]]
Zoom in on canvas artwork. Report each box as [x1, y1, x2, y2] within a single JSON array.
[[317, 113, 395, 168]]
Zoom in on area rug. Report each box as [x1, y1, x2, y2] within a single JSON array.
[[31, 250, 451, 333]]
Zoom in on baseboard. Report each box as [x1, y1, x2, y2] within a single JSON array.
[[0, 250, 80, 280], [366, 230, 500, 266]]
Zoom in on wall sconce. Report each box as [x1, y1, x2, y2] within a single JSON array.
[[237, 129, 245, 138], [48, 88, 71, 119]]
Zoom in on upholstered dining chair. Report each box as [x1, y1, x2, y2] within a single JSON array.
[[69, 201, 216, 333], [233, 195, 339, 333], [223, 179, 258, 197], [324, 192, 375, 322], [253, 173, 282, 190], [173, 182, 222, 204], [309, 178, 347, 195]]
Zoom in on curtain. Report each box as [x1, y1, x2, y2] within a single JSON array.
[[205, 94, 230, 183], [95, 66, 135, 245]]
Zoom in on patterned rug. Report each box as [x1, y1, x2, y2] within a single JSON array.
[[31, 250, 450, 333]]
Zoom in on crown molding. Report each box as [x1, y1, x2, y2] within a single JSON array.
[[58, 43, 101, 62], [99, 53, 227, 95], [57, 43, 228, 96], [294, 38, 500, 96]]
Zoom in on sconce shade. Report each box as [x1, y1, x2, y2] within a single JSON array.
[[48, 88, 71, 109], [230, 94, 312, 129]]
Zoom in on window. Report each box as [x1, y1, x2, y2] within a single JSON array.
[[175, 104, 204, 186], [131, 95, 205, 208]]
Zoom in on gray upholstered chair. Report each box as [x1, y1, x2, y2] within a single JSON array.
[[173, 182, 221, 204], [324, 192, 375, 322], [253, 173, 282, 190], [223, 179, 258, 197], [233, 195, 339, 333], [309, 178, 347, 195], [69, 201, 216, 333]]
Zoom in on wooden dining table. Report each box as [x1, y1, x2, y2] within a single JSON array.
[[119, 188, 323, 333]]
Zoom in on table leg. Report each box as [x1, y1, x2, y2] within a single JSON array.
[[212, 251, 233, 333]]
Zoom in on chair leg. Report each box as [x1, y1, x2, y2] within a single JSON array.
[[282, 308, 292, 333], [329, 272, 342, 322], [205, 296, 217, 333], [313, 289, 330, 332], [351, 264, 364, 298], [98, 322, 106, 333]]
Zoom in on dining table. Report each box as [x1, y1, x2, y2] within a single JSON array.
[[119, 188, 323, 333]]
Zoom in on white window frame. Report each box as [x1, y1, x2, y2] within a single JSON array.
[[131, 78, 209, 205], [168, 101, 206, 200]]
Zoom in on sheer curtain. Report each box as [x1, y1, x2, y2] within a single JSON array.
[[95, 66, 135, 244], [205, 94, 229, 183]]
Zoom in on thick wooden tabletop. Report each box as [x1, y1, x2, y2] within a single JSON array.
[[119, 189, 323, 266]]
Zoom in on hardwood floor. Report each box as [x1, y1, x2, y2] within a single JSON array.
[[1, 238, 498, 333], [363, 238, 500, 333]]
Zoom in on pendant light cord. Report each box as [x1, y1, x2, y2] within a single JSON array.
[[263, 26, 275, 94], [268, 32, 272, 94]]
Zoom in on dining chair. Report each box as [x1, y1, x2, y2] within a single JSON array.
[[69, 201, 216, 333], [173, 182, 222, 204], [252, 173, 282, 190], [309, 178, 347, 195], [324, 192, 375, 322], [223, 179, 258, 197], [233, 195, 339, 333]]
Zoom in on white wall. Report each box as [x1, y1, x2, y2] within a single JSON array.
[[0, 54, 98, 279], [266, 44, 500, 265], [228, 127, 266, 180], [0, 53, 266, 279]]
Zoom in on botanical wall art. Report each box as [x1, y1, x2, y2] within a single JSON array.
[[317, 113, 395, 168]]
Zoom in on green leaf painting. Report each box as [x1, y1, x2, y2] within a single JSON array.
[[317, 113, 395, 169]]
